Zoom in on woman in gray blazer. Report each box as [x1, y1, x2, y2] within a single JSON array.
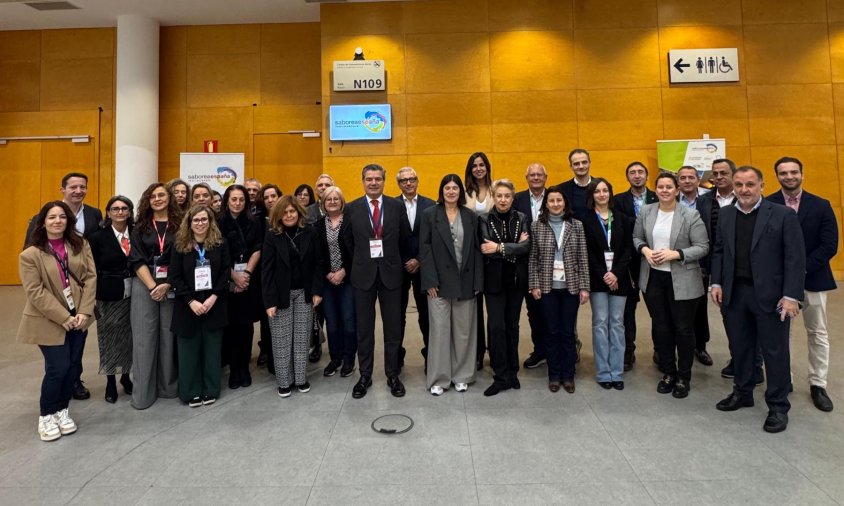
[[633, 172, 709, 399], [420, 174, 484, 396]]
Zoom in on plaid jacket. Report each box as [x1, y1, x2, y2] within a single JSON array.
[[528, 218, 590, 294]]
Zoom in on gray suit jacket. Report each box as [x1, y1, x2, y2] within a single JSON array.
[[632, 203, 709, 301]]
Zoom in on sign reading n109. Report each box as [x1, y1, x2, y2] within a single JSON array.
[[668, 48, 739, 84], [333, 60, 386, 91]]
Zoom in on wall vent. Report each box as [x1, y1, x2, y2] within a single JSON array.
[[25, 1, 80, 10]]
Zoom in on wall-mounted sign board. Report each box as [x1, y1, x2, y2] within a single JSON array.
[[668, 48, 739, 84], [333, 60, 386, 91]]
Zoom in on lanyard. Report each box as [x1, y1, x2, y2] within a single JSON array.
[[597, 211, 612, 248], [553, 221, 566, 251], [194, 243, 206, 263], [367, 200, 383, 238], [152, 219, 167, 255], [48, 245, 70, 285]]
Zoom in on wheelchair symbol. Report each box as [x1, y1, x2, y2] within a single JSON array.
[[719, 56, 734, 73]]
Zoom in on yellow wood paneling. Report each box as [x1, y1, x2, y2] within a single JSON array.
[[0, 30, 41, 61], [657, 26, 744, 85], [574, 28, 660, 89], [159, 164, 180, 184], [320, 2, 404, 36], [491, 90, 578, 153], [405, 33, 490, 94], [160, 27, 187, 110], [321, 35, 405, 96], [724, 146, 752, 168], [159, 108, 187, 165], [402, 0, 488, 34], [0, 61, 40, 112], [186, 54, 260, 108], [40, 57, 113, 111], [319, 155, 410, 200], [40, 141, 98, 210], [741, 0, 827, 25], [406, 93, 492, 155], [656, 0, 742, 26], [578, 150, 659, 191], [0, 141, 42, 283], [0, 111, 99, 137], [488, 0, 572, 31], [261, 23, 321, 105], [253, 134, 324, 194], [324, 95, 407, 157], [254, 105, 322, 134], [744, 24, 831, 85], [405, 154, 475, 198], [574, 0, 658, 29], [661, 87, 750, 146], [490, 31, 574, 91], [833, 83, 844, 142], [488, 151, 568, 185], [830, 1, 844, 23], [830, 23, 844, 83], [747, 84, 835, 145], [186, 107, 253, 168], [41, 28, 114, 60], [751, 145, 840, 206], [577, 88, 664, 150], [186, 25, 260, 55]]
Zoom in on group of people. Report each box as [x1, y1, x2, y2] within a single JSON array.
[[17, 149, 837, 442]]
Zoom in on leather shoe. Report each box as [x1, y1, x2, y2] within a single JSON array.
[[599, 381, 612, 390], [811, 386, 834, 412], [120, 375, 133, 395], [511, 378, 520, 390], [657, 375, 675, 394], [694, 348, 713, 366], [562, 380, 575, 394], [228, 370, 241, 389], [484, 383, 509, 397], [387, 376, 405, 397], [720, 359, 735, 379], [716, 392, 755, 411], [240, 370, 252, 388], [548, 381, 560, 393], [763, 411, 788, 433], [308, 345, 322, 363], [523, 353, 546, 369], [72, 381, 90, 400], [623, 351, 635, 372], [105, 382, 117, 404], [672, 379, 690, 399], [352, 376, 371, 399], [257, 352, 268, 367], [611, 381, 624, 391]]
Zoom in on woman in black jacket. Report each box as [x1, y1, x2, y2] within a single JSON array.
[[218, 184, 263, 389], [262, 195, 324, 398], [169, 205, 231, 407], [582, 178, 632, 390], [478, 179, 531, 396], [87, 195, 135, 403]]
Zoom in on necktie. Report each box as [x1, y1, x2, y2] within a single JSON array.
[[121, 235, 130, 256], [371, 199, 382, 238]]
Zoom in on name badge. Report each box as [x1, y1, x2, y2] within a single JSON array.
[[62, 286, 76, 311], [123, 278, 132, 299], [234, 262, 248, 272], [604, 251, 614, 272], [552, 260, 566, 282], [153, 256, 168, 279], [369, 239, 384, 258], [195, 263, 212, 292]]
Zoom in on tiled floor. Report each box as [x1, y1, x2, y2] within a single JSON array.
[[0, 285, 842, 505]]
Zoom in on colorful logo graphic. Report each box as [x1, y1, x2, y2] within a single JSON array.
[[706, 143, 718, 153], [364, 111, 387, 133], [216, 166, 237, 187]]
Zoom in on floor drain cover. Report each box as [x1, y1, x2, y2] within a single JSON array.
[[371, 414, 414, 435]]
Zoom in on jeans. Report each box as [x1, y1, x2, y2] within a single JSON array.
[[590, 292, 627, 382], [39, 330, 86, 416], [540, 289, 580, 382], [322, 281, 357, 365]]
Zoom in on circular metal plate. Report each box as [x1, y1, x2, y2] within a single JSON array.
[[371, 414, 414, 435]]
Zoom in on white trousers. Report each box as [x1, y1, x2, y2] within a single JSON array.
[[801, 290, 829, 388]]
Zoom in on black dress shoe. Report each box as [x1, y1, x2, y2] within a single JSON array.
[[599, 381, 612, 390], [323, 360, 342, 377], [72, 381, 90, 400], [387, 376, 406, 397], [511, 378, 520, 390], [672, 379, 690, 399], [523, 353, 547, 369], [228, 370, 241, 389], [484, 383, 509, 397], [241, 370, 252, 388], [308, 345, 322, 363], [340, 362, 355, 378], [562, 380, 575, 394], [611, 381, 624, 391], [716, 392, 755, 411], [763, 411, 788, 433], [120, 375, 133, 395], [694, 349, 713, 366], [352, 376, 371, 399], [105, 382, 117, 404], [657, 375, 675, 394], [257, 352, 268, 367], [811, 386, 834, 412], [721, 360, 735, 379]]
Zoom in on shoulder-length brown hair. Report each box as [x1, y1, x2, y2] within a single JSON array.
[[268, 195, 306, 234], [27, 201, 83, 254], [135, 183, 183, 234], [174, 205, 223, 253]]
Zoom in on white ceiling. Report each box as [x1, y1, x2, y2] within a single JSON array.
[[0, 0, 381, 30]]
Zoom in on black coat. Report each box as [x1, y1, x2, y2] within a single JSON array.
[[612, 188, 657, 288], [169, 240, 231, 335], [315, 215, 353, 278], [419, 205, 483, 300], [513, 189, 544, 231], [581, 210, 633, 295], [87, 225, 133, 301], [262, 225, 324, 310], [396, 194, 436, 260], [219, 211, 264, 324], [478, 209, 530, 294]]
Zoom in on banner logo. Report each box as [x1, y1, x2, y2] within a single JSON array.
[[216, 166, 237, 187], [364, 111, 387, 133]]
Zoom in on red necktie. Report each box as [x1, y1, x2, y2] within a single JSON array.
[[121, 235, 130, 256], [371, 199, 382, 238]]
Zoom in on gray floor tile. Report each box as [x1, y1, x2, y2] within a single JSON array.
[[0, 486, 80, 505], [68, 486, 151, 505], [307, 484, 478, 505], [477, 482, 655, 505], [137, 486, 311, 505], [644, 478, 837, 505]]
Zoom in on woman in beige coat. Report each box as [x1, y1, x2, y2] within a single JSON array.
[[18, 201, 96, 442]]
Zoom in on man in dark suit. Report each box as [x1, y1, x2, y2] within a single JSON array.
[[611, 161, 657, 371], [24, 172, 103, 401], [395, 166, 435, 368], [711, 166, 806, 433], [768, 156, 838, 412], [559, 148, 594, 221], [344, 164, 412, 398], [513, 162, 548, 369]]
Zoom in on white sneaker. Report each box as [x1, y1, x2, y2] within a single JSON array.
[[454, 382, 468, 392], [38, 414, 61, 442], [430, 385, 444, 396], [55, 408, 77, 435]]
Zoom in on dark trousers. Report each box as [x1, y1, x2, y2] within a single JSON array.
[[476, 292, 486, 365], [75, 329, 87, 385], [643, 270, 698, 381], [485, 287, 524, 387], [177, 324, 223, 402], [222, 322, 253, 378], [540, 289, 580, 382], [39, 330, 86, 416], [723, 283, 791, 413], [400, 269, 429, 360], [524, 294, 545, 358], [623, 291, 640, 354], [258, 312, 273, 368], [323, 281, 358, 365], [354, 272, 402, 378], [694, 274, 711, 351]]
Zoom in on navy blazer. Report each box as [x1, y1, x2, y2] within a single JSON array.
[[396, 193, 436, 260], [767, 190, 838, 292], [710, 199, 806, 311], [513, 189, 545, 231]]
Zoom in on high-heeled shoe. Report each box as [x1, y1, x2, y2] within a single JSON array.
[[105, 378, 118, 404], [120, 374, 133, 395]]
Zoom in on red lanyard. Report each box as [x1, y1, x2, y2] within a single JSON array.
[[152, 219, 167, 254]]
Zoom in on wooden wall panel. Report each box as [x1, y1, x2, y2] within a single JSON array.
[[402, 0, 488, 34], [744, 24, 831, 85], [186, 107, 253, 168], [577, 88, 664, 150], [661, 87, 750, 146], [186, 54, 260, 108], [405, 93, 492, 155], [405, 33, 490, 94], [253, 134, 324, 194], [657, 26, 744, 86], [321, 34, 405, 96], [656, 0, 742, 26], [574, 0, 657, 29], [747, 84, 835, 146], [0, 142, 42, 283], [489, 31, 574, 91], [160, 27, 187, 110], [741, 0, 827, 25], [261, 24, 321, 106], [488, 0, 572, 31], [0, 61, 40, 112], [574, 28, 660, 89], [491, 90, 578, 153], [186, 25, 260, 55]]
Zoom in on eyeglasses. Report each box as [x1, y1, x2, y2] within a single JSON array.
[[110, 207, 130, 213], [397, 177, 418, 184], [192, 217, 209, 224]]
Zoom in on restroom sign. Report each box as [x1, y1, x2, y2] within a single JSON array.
[[668, 48, 739, 84]]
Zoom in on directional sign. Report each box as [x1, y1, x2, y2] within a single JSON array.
[[668, 48, 739, 84]]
